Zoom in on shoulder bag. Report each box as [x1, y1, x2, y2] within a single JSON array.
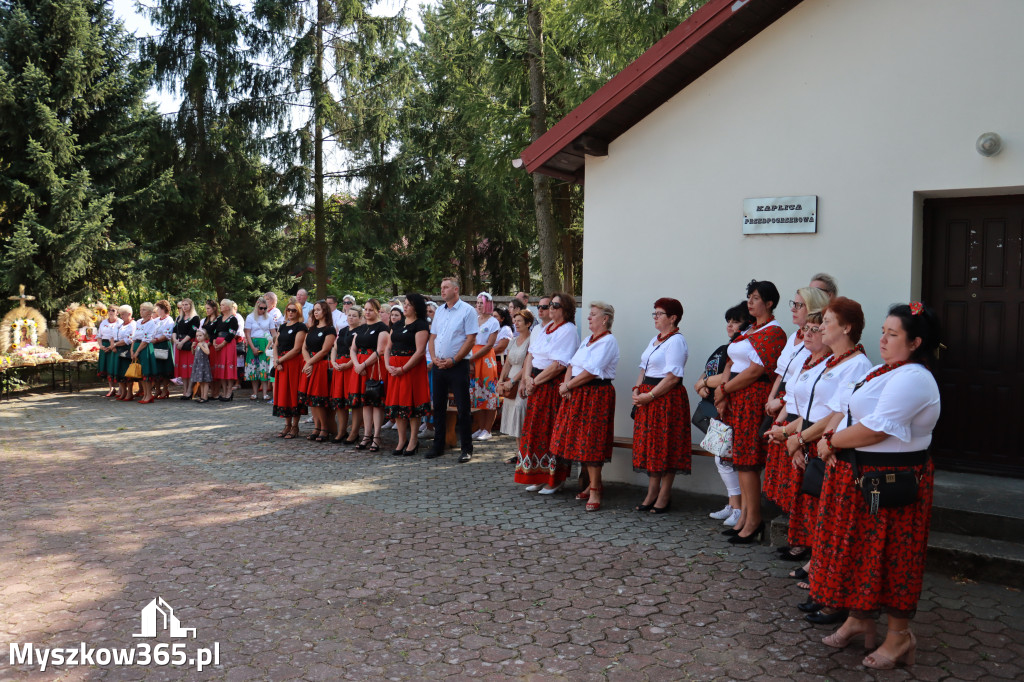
[[125, 361, 143, 380], [363, 353, 386, 404], [631, 334, 676, 419], [798, 368, 828, 497], [700, 418, 733, 459]]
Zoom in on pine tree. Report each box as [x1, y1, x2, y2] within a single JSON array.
[[0, 0, 160, 312]]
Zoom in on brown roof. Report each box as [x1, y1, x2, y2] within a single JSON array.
[[519, 0, 805, 183]]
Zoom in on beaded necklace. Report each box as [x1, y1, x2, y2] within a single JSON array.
[[801, 351, 831, 371], [656, 328, 678, 343], [861, 360, 910, 384], [545, 320, 566, 335], [731, 316, 774, 344], [587, 330, 610, 346], [825, 344, 865, 370]]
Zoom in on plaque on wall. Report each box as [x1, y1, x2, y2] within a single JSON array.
[[743, 196, 817, 235]]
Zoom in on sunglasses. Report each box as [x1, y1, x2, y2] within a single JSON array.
[[286, 308, 298, 314], [550, 301, 563, 310], [804, 326, 822, 334], [538, 304, 550, 310], [258, 307, 267, 311]]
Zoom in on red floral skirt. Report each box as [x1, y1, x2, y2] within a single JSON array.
[[385, 355, 431, 419], [722, 379, 772, 470], [347, 350, 387, 408], [632, 383, 692, 475], [764, 412, 799, 511], [211, 338, 237, 381], [329, 361, 350, 409], [809, 456, 934, 617], [272, 355, 307, 418], [787, 442, 820, 547], [550, 382, 615, 464], [175, 349, 195, 380], [514, 379, 569, 486], [298, 359, 331, 407]]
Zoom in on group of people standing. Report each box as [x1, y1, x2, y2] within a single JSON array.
[[95, 273, 943, 672]]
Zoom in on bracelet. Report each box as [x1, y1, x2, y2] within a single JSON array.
[[721, 383, 729, 395], [823, 430, 835, 447], [797, 433, 806, 446]]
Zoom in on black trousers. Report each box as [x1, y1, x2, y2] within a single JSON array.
[[432, 359, 472, 455]]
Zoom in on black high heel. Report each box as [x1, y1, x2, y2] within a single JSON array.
[[306, 429, 322, 441], [368, 437, 381, 453], [392, 443, 407, 456], [634, 502, 655, 512], [649, 501, 672, 514], [403, 442, 421, 456], [722, 528, 740, 536], [356, 437, 371, 450], [728, 521, 766, 544]]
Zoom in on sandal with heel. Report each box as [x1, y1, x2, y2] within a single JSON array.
[[368, 437, 381, 453], [822, 621, 878, 650], [862, 629, 916, 669], [585, 487, 603, 512], [306, 429, 322, 441]]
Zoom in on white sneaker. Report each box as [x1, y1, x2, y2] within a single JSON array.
[[476, 431, 491, 441], [525, 484, 543, 492], [709, 504, 734, 520], [304, 416, 314, 423], [383, 420, 395, 429], [538, 482, 564, 495], [724, 508, 742, 526], [418, 423, 428, 434]]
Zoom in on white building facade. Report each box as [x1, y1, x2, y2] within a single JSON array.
[[522, 0, 1024, 488]]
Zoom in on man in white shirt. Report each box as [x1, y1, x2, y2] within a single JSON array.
[[327, 295, 346, 330], [516, 291, 541, 330], [427, 275, 478, 462], [536, 295, 551, 329], [297, 288, 313, 322]]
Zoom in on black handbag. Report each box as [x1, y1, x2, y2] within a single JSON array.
[[363, 355, 385, 403], [853, 451, 922, 514], [691, 399, 719, 434], [800, 457, 826, 497]]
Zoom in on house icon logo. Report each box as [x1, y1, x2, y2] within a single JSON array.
[[132, 597, 197, 639]]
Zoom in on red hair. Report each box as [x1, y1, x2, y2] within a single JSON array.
[[825, 297, 865, 343], [654, 297, 684, 326]]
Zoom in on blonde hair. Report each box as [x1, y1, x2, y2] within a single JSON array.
[[590, 301, 615, 330], [797, 287, 830, 316], [118, 304, 133, 316], [195, 327, 209, 341], [254, 296, 268, 318], [179, 298, 195, 317], [139, 301, 154, 315], [348, 305, 364, 319]]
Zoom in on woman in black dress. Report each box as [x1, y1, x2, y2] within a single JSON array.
[[384, 293, 431, 455], [173, 299, 201, 400], [349, 299, 390, 452], [211, 300, 240, 401], [298, 300, 336, 441], [329, 305, 363, 444], [272, 302, 308, 438]]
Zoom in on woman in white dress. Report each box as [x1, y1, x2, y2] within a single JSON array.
[[497, 309, 534, 441]]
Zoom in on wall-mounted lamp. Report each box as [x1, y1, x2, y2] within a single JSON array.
[[976, 132, 1003, 157], [511, 158, 525, 169]]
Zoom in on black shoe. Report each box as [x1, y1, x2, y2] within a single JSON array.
[[404, 443, 421, 456], [392, 446, 406, 456], [722, 528, 741, 536], [727, 522, 766, 544], [356, 437, 371, 451], [797, 600, 822, 613], [776, 545, 792, 555], [789, 567, 809, 580], [179, 395, 191, 401], [805, 609, 848, 625], [368, 438, 381, 453], [634, 502, 655, 512], [424, 450, 444, 460], [780, 547, 810, 561], [649, 501, 672, 514], [458, 452, 472, 463]]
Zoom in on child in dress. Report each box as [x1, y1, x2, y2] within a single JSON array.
[[192, 328, 213, 403]]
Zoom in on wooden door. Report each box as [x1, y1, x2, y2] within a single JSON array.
[[923, 195, 1024, 477]]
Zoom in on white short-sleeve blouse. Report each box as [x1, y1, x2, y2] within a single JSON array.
[[638, 333, 688, 379], [569, 334, 619, 379], [530, 322, 579, 371], [726, 320, 782, 373], [836, 363, 941, 452]]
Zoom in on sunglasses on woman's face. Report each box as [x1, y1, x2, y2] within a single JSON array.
[[550, 301, 563, 310], [258, 307, 267, 311], [287, 308, 298, 314]]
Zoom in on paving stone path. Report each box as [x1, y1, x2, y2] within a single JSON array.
[[1, 389, 1022, 681]]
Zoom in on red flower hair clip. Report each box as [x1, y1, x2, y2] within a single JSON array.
[[909, 301, 924, 316]]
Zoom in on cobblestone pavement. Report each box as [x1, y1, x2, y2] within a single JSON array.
[[2, 389, 1023, 681]]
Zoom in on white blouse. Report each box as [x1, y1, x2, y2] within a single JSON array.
[[776, 331, 810, 385], [530, 322, 579, 371], [569, 334, 619, 379], [116, 320, 136, 345], [787, 354, 872, 424], [152, 316, 174, 341], [246, 313, 275, 339], [834, 363, 941, 453], [726, 320, 782, 373], [98, 319, 121, 341], [139, 317, 161, 343], [495, 325, 514, 345], [476, 316, 500, 342], [638, 333, 688, 379]]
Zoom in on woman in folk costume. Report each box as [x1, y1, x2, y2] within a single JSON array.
[[173, 299, 201, 400], [97, 305, 122, 397], [713, 280, 788, 544]]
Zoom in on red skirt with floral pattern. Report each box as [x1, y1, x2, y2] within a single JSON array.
[[272, 354, 307, 418], [347, 350, 387, 408], [550, 382, 615, 464], [329, 361, 350, 409], [764, 412, 799, 511], [174, 349, 195, 380], [514, 379, 568, 485], [385, 355, 431, 419], [298, 359, 331, 408], [787, 442, 820, 547], [631, 383, 691, 475], [722, 378, 772, 470], [211, 338, 237, 381], [809, 456, 934, 616]]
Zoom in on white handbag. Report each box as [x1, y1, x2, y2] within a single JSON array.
[[153, 348, 170, 360], [700, 418, 734, 459]]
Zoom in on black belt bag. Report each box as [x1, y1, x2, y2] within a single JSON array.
[[839, 449, 929, 515]]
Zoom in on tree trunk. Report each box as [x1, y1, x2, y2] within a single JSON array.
[[526, 0, 559, 294], [556, 182, 575, 294], [312, 0, 328, 299], [519, 251, 530, 294]]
